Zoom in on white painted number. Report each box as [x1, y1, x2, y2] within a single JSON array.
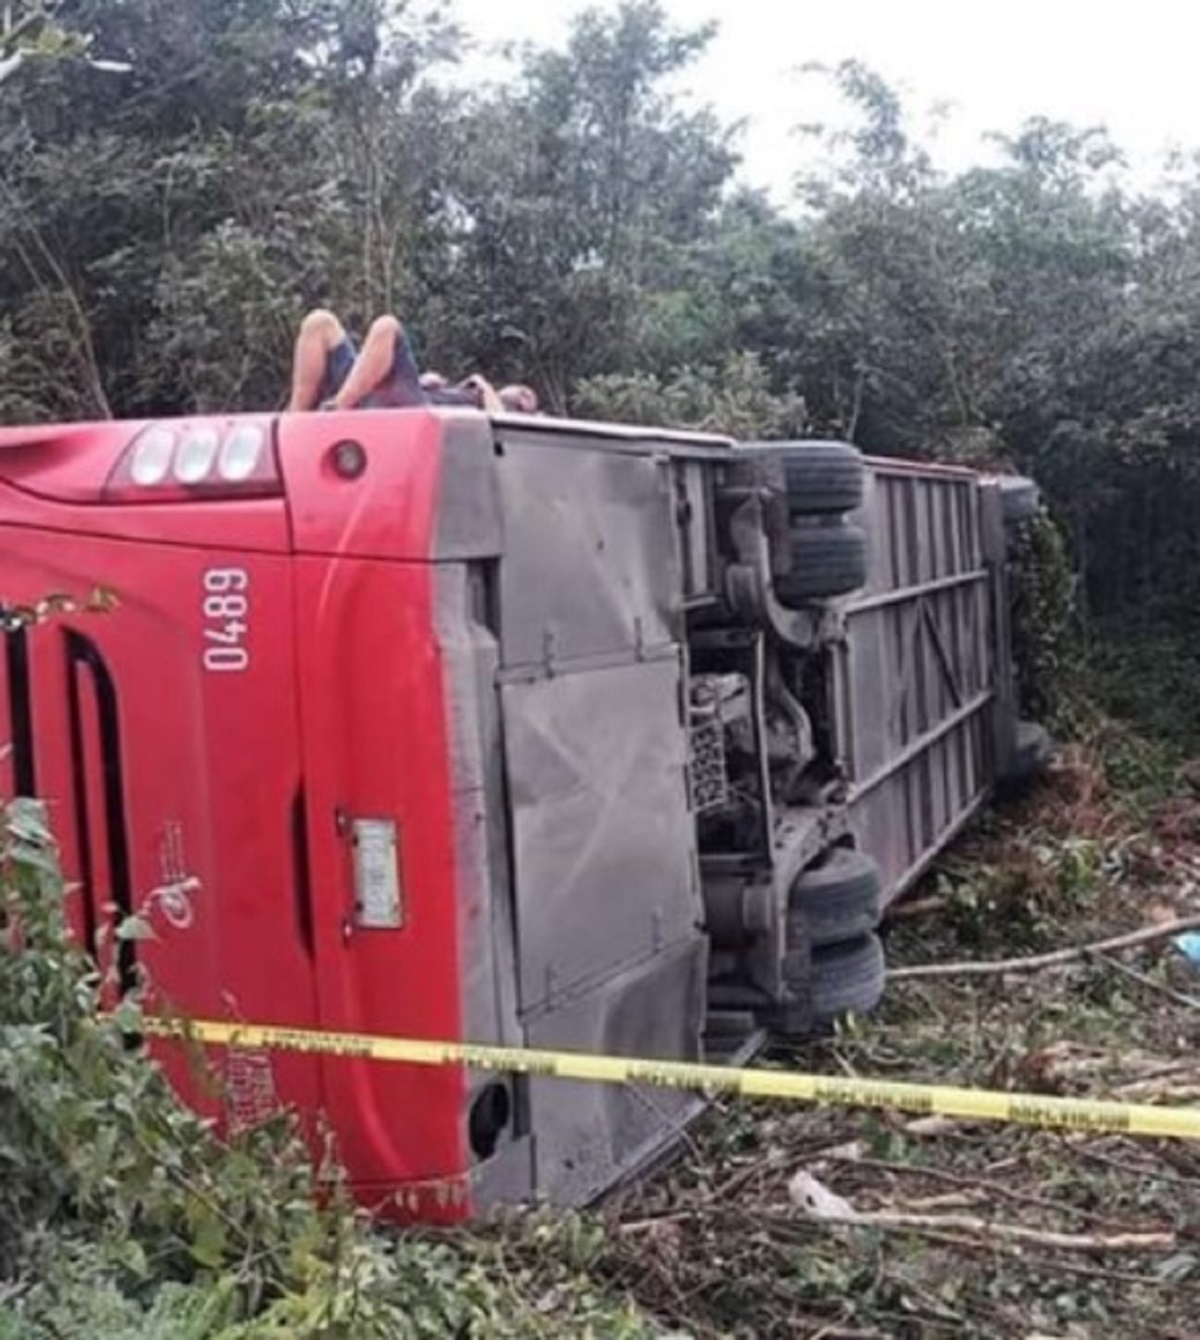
[[202, 568, 250, 672], [204, 569, 248, 594]]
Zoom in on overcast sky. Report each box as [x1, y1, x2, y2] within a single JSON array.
[[449, 0, 1197, 202]]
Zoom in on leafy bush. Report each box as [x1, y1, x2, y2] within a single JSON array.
[[569, 351, 808, 439], [1008, 508, 1081, 734], [0, 798, 654, 1337]]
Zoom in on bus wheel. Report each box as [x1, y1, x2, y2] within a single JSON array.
[[807, 933, 887, 1026], [780, 441, 865, 516], [787, 848, 882, 949], [775, 523, 868, 605]]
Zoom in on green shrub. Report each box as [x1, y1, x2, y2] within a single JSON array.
[[1008, 509, 1082, 734], [0, 798, 645, 1337]]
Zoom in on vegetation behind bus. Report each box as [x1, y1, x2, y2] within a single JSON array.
[[4, 1, 1200, 633]]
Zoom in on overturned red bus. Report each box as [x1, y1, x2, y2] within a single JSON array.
[[0, 408, 1043, 1221]]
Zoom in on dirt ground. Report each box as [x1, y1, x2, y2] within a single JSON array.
[[480, 752, 1200, 1338]]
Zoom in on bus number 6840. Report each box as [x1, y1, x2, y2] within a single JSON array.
[[202, 568, 249, 673]]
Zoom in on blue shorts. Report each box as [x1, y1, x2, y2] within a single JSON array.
[[320, 330, 428, 409]]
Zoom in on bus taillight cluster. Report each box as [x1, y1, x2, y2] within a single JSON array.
[[104, 420, 280, 501]]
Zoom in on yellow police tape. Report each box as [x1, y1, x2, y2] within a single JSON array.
[[137, 1015, 1200, 1142]]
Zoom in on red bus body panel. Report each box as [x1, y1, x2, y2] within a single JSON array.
[[0, 519, 321, 1123], [0, 411, 476, 1221], [291, 555, 468, 1215]]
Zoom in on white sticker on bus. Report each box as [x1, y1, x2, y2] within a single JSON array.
[[202, 567, 249, 672]]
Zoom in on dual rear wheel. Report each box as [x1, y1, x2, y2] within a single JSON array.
[[758, 445, 882, 1020], [785, 848, 886, 1027], [774, 442, 868, 607]]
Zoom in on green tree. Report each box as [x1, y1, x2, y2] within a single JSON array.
[[429, 0, 738, 410], [0, 0, 457, 420]]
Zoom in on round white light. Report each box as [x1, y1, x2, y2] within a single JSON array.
[[218, 423, 265, 482], [173, 426, 220, 484], [129, 426, 176, 486]]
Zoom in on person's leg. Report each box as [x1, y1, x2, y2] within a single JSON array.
[[334, 315, 426, 409], [288, 309, 352, 412]]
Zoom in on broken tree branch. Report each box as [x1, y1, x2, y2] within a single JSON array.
[[790, 1169, 1173, 1254], [820, 1155, 1150, 1230], [837, 1211, 1174, 1254], [887, 915, 1200, 981], [1094, 952, 1200, 1010]]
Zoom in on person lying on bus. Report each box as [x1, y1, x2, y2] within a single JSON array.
[[286, 309, 503, 413], [421, 367, 536, 410], [429, 374, 538, 413], [498, 383, 540, 413]]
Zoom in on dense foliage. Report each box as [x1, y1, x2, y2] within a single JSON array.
[[0, 796, 661, 1336], [1007, 512, 1079, 734], [5, 1, 1200, 619]]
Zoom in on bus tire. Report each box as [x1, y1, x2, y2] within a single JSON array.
[[775, 524, 868, 605], [808, 933, 887, 1025], [788, 848, 883, 949], [999, 720, 1053, 790], [999, 477, 1040, 525], [781, 441, 865, 516]]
